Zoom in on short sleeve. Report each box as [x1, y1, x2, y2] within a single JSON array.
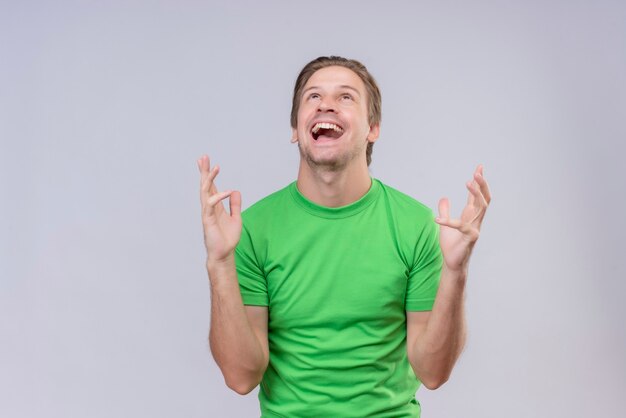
[[234, 223, 269, 306], [405, 212, 443, 311]]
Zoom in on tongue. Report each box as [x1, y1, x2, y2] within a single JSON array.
[[316, 128, 342, 140]]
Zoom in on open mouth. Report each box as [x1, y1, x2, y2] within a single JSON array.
[[311, 122, 344, 140]]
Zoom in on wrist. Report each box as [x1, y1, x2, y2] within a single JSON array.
[[441, 265, 468, 285], [206, 253, 236, 273]]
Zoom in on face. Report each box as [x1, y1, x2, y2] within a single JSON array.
[[291, 66, 380, 170]]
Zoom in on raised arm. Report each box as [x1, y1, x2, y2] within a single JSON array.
[[197, 155, 269, 395], [407, 164, 491, 389]]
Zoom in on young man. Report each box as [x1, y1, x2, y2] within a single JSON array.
[[197, 56, 491, 417]]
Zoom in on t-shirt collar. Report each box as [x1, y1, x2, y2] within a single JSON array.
[[289, 177, 381, 219]]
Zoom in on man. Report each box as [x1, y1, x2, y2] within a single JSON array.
[[197, 56, 491, 417]]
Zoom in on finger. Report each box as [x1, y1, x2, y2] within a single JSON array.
[[207, 165, 219, 187], [436, 198, 461, 228], [198, 155, 211, 173], [466, 180, 486, 207], [199, 155, 218, 186], [206, 190, 233, 208], [435, 216, 480, 241], [198, 155, 210, 173], [465, 182, 487, 226], [466, 164, 483, 204], [200, 165, 220, 195], [229, 190, 242, 219], [473, 171, 492, 204], [198, 155, 211, 187], [465, 179, 476, 207], [209, 165, 219, 194], [435, 216, 463, 229], [437, 197, 450, 220]]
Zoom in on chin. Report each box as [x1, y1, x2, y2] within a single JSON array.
[[299, 148, 343, 170], [308, 155, 356, 171]]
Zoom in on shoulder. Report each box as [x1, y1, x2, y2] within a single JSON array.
[[375, 179, 435, 221], [241, 183, 293, 220], [374, 179, 440, 267]]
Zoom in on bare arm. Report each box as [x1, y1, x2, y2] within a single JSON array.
[[198, 155, 269, 395], [407, 267, 467, 390], [208, 259, 269, 394], [407, 165, 491, 389]]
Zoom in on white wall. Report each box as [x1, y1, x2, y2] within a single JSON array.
[[1, 1, 624, 416]]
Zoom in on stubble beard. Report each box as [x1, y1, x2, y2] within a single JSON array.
[[297, 139, 366, 172]]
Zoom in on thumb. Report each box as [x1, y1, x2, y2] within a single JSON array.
[[229, 190, 242, 219], [437, 197, 450, 220]]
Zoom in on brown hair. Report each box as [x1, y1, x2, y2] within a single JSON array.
[[290, 56, 382, 166]]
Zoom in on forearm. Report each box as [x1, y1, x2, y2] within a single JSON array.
[[207, 257, 268, 393], [409, 266, 467, 389]]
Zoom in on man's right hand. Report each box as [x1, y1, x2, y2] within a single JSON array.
[[198, 155, 267, 395], [197, 155, 242, 266]]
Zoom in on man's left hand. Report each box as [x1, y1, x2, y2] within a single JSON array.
[[435, 165, 492, 274]]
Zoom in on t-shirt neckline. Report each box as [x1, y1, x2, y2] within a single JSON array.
[[288, 177, 381, 219]]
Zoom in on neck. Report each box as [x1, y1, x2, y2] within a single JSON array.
[[296, 159, 372, 207]]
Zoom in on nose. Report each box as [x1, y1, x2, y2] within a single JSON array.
[[317, 96, 336, 113]]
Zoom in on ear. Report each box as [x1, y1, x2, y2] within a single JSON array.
[[291, 127, 298, 143], [366, 123, 380, 143]]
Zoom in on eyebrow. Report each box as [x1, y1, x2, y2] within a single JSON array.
[[302, 85, 361, 97]]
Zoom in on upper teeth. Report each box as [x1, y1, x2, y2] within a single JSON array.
[[312, 122, 343, 134]]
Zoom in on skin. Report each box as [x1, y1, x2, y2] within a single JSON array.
[[291, 66, 380, 207], [198, 65, 491, 394]]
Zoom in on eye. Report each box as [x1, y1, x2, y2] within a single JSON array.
[[340, 93, 353, 101], [308, 93, 321, 100]]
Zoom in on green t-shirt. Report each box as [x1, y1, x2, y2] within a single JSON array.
[[235, 178, 442, 418]]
